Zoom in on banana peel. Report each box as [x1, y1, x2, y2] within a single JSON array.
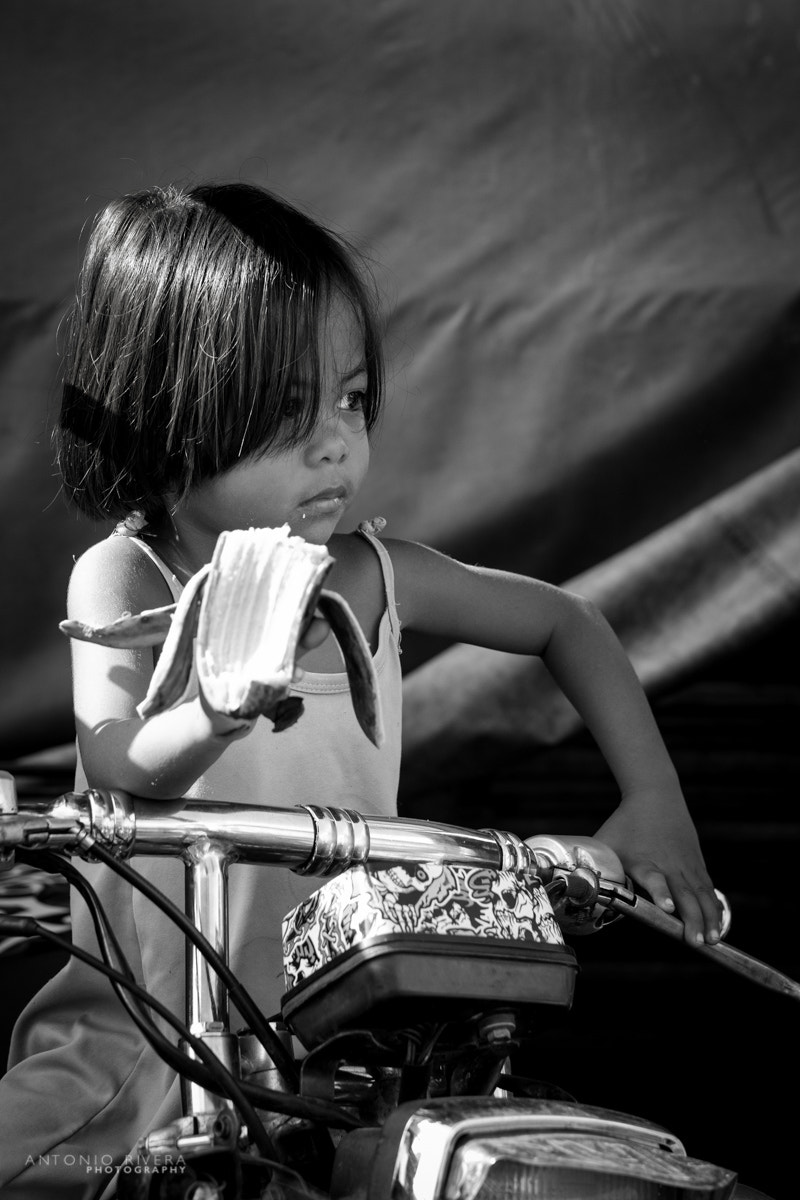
[[60, 526, 384, 747]]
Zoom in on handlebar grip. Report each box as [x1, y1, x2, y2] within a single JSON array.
[[610, 892, 800, 1002]]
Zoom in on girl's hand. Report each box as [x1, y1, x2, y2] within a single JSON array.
[[197, 689, 256, 741], [195, 617, 331, 735], [292, 615, 331, 683], [594, 788, 723, 947], [299, 614, 330, 657]]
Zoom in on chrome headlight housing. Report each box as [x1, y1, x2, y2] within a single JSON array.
[[331, 1098, 738, 1200]]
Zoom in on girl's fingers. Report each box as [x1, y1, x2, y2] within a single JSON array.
[[633, 866, 680, 919], [695, 884, 724, 943], [299, 615, 330, 654], [211, 713, 256, 740], [198, 687, 257, 739], [223, 718, 257, 741], [632, 867, 721, 946], [670, 879, 723, 945], [668, 882, 707, 946]]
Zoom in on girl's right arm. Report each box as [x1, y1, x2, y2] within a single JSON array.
[[68, 537, 252, 800]]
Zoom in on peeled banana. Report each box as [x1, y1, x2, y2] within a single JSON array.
[[60, 526, 383, 746]]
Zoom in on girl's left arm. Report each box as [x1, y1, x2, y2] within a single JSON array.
[[388, 539, 722, 946]]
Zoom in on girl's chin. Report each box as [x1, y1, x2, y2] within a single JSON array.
[[288, 513, 342, 543]]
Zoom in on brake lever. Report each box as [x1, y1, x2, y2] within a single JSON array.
[[601, 881, 800, 1002]]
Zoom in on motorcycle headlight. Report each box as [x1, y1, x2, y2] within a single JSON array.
[[444, 1130, 737, 1199], [331, 1099, 738, 1200]]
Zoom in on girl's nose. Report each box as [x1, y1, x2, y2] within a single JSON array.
[[306, 415, 350, 464]]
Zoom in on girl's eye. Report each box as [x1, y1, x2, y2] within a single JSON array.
[[339, 390, 366, 413], [282, 396, 306, 422]]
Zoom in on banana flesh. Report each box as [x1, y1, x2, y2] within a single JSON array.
[[195, 527, 333, 724], [60, 527, 384, 746]]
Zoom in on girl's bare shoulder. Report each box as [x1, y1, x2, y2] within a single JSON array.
[[328, 530, 383, 597], [324, 530, 403, 644], [67, 534, 175, 624]]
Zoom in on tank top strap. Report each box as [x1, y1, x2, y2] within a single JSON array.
[[110, 517, 400, 638], [111, 524, 182, 603], [356, 519, 402, 646]]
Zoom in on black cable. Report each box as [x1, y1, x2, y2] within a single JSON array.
[[4, 859, 363, 1132], [81, 836, 299, 1090], [0, 914, 277, 1160], [19, 848, 132, 983], [16, 850, 284, 1154]]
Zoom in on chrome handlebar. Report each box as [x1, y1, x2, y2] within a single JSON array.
[[0, 785, 549, 876], [2, 776, 799, 1003]]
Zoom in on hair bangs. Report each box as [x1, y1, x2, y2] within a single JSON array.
[[56, 182, 385, 520]]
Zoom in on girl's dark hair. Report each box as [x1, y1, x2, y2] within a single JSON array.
[[56, 182, 384, 520]]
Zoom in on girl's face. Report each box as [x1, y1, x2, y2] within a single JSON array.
[[182, 298, 371, 545]]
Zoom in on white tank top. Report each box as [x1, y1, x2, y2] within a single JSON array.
[[0, 527, 403, 1190], [71, 524, 403, 1014]]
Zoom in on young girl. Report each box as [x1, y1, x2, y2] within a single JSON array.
[[1, 182, 721, 1196]]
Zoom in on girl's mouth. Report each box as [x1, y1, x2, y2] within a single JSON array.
[[298, 486, 348, 518]]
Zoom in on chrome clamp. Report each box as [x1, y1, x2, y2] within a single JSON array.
[[294, 805, 371, 877]]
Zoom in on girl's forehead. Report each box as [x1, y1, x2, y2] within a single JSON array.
[[319, 295, 366, 375]]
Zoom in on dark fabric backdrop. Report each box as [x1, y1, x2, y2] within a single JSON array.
[[3, 1, 799, 765], [2, 5, 800, 1195]]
